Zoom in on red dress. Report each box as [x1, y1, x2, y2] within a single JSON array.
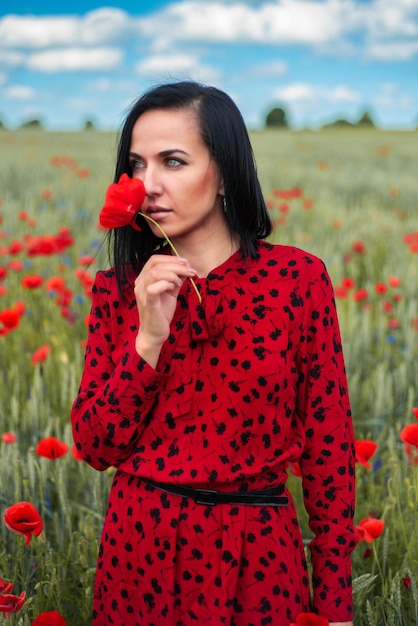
[[71, 242, 358, 625]]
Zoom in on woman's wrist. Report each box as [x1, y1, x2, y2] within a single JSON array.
[[135, 333, 162, 369]]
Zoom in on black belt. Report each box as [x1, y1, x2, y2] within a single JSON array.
[[141, 478, 289, 507]]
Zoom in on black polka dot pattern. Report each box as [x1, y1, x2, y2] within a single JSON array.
[[71, 242, 357, 624]]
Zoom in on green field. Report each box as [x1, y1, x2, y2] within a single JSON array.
[[0, 128, 417, 624]]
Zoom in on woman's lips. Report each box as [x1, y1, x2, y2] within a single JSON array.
[[145, 207, 171, 220]]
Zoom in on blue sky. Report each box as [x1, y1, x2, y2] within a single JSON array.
[[0, 0, 417, 130]]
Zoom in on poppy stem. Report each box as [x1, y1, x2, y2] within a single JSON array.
[[138, 213, 202, 303]]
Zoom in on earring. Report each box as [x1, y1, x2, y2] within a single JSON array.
[[223, 196, 227, 214]]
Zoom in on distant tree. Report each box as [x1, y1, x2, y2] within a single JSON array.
[[322, 118, 355, 130], [265, 107, 289, 128], [0, 119, 6, 130], [83, 119, 96, 131], [20, 119, 43, 129], [356, 111, 376, 128]]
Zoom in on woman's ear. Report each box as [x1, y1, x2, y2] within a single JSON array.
[[217, 177, 225, 196]]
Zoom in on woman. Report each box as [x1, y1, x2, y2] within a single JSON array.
[[71, 81, 357, 626]]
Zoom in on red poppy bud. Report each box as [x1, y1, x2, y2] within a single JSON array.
[[99, 173, 146, 230], [3, 502, 43, 546], [403, 575, 412, 589]]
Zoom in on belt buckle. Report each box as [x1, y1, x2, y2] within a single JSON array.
[[194, 488, 218, 506]]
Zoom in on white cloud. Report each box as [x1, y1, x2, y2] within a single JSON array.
[[138, 0, 356, 48], [27, 47, 123, 72], [136, 54, 220, 82], [136, 54, 199, 74], [366, 40, 418, 61], [0, 15, 80, 48], [0, 9, 132, 49], [361, 0, 418, 40], [0, 50, 26, 68], [0, 73, 7, 85], [272, 82, 361, 105], [4, 85, 36, 100], [1, 1, 417, 66]]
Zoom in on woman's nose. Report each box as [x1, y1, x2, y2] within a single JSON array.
[[141, 165, 162, 196]]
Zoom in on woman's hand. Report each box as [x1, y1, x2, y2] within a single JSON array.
[[329, 622, 354, 626], [134, 255, 197, 367]]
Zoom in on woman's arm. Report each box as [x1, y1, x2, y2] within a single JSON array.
[[295, 258, 358, 623], [71, 270, 167, 470]]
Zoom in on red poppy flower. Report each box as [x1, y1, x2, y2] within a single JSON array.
[[0, 577, 14, 594], [45, 276, 66, 292], [26, 235, 56, 256], [36, 436, 69, 460], [41, 188, 52, 199], [288, 461, 302, 477], [21, 274, 44, 289], [2, 432, 17, 444], [0, 590, 26, 617], [0, 266, 7, 281], [352, 240, 366, 254], [355, 517, 385, 542], [71, 443, 83, 462], [99, 173, 146, 230], [8, 240, 24, 255], [8, 259, 24, 272], [342, 277, 355, 289], [413, 408, 418, 420], [400, 424, 418, 448], [291, 612, 329, 625], [54, 227, 74, 252], [355, 440, 378, 469], [32, 609, 67, 625], [334, 285, 348, 299], [77, 168, 90, 178], [388, 276, 401, 288], [0, 301, 25, 335], [353, 288, 368, 302], [400, 424, 418, 461], [3, 501, 43, 546], [375, 282, 387, 295], [78, 254, 95, 266], [31, 344, 51, 365]]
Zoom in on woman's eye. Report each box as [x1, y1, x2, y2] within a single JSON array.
[[131, 160, 144, 170], [166, 158, 183, 167]]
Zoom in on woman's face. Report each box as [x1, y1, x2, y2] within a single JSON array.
[[129, 107, 225, 244]]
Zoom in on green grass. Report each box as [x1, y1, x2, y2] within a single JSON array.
[[0, 128, 417, 625]]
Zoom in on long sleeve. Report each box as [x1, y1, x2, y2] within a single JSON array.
[[71, 270, 168, 471], [295, 260, 358, 621]]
